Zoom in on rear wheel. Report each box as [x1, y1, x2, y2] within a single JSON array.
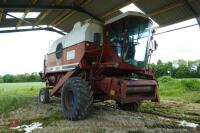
[[38, 87, 49, 104], [61, 77, 93, 120]]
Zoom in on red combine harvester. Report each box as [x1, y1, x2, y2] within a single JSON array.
[[39, 11, 159, 120]]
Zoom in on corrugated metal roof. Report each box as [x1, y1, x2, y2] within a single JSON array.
[[152, 2, 194, 26], [135, 0, 177, 13], [0, 0, 199, 33], [135, 0, 199, 27]]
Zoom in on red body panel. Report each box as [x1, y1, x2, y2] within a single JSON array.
[[44, 41, 159, 103], [94, 78, 158, 104], [46, 42, 86, 73]]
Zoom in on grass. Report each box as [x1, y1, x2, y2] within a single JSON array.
[[0, 80, 200, 133], [0, 82, 44, 114], [0, 76, 200, 115], [158, 76, 200, 103]]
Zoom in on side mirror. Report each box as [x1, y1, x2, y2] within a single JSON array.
[[154, 40, 158, 50]]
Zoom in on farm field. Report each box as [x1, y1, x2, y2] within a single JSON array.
[[0, 82, 44, 114], [0, 78, 200, 132]]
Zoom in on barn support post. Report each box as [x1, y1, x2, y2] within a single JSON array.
[[197, 17, 200, 29], [184, 0, 200, 30]]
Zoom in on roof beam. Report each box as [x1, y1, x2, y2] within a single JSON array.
[[15, 0, 38, 28], [145, 0, 184, 27], [50, 0, 92, 26], [0, 9, 44, 29], [0, 3, 100, 21], [100, 0, 138, 19], [184, 0, 200, 29], [184, 0, 199, 17], [15, 9, 30, 28], [0, 0, 7, 22], [100, 0, 185, 24], [0, 27, 65, 35], [147, 0, 184, 17], [146, 0, 198, 28], [0, 8, 3, 22], [34, 0, 63, 27], [34, 9, 51, 26]]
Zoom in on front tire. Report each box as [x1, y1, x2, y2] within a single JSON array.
[[61, 77, 93, 121], [39, 87, 49, 104]]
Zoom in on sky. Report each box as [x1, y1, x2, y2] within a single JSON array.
[[152, 19, 200, 63], [0, 30, 62, 75], [0, 4, 199, 75]]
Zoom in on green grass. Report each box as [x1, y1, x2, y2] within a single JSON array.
[[158, 76, 200, 102], [1, 77, 200, 114], [0, 82, 44, 114]]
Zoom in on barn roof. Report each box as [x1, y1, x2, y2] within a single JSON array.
[[0, 0, 199, 34]]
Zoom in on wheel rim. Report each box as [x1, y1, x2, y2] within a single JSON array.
[[40, 93, 45, 102], [65, 91, 76, 110]]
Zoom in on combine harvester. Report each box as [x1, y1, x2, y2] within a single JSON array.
[[39, 11, 159, 120]]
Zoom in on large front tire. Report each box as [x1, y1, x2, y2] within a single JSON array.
[[61, 77, 93, 121]]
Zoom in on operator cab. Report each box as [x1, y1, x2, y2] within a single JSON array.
[[105, 11, 155, 68]]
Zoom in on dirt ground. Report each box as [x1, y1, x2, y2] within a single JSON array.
[[0, 98, 200, 133]]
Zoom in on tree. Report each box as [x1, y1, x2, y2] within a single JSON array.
[[157, 60, 163, 65], [0, 76, 3, 83], [174, 60, 190, 78], [3, 74, 15, 83], [1, 73, 42, 83], [197, 64, 200, 77], [150, 59, 200, 78]]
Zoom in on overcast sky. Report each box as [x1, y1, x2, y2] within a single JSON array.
[[152, 18, 200, 63], [0, 30, 62, 75], [0, 3, 199, 75]]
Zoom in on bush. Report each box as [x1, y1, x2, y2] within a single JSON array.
[[181, 79, 200, 91], [158, 76, 173, 83]]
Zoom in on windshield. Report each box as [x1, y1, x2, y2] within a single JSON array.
[[106, 16, 152, 68]]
